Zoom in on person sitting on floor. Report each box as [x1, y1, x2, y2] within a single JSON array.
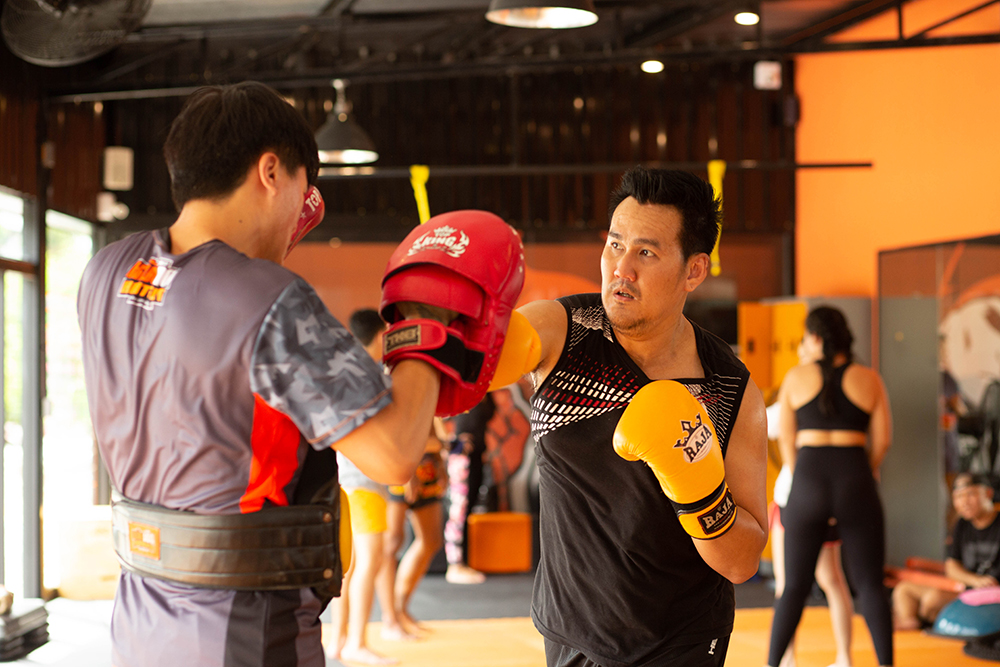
[[893, 472, 1000, 630]]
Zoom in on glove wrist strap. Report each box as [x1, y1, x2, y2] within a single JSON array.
[[383, 319, 484, 384], [671, 480, 737, 540]]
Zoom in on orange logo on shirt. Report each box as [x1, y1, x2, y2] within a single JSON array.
[[118, 257, 179, 310]]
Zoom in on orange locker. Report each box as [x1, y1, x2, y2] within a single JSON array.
[[467, 512, 533, 573], [737, 302, 773, 390], [737, 299, 809, 395], [770, 301, 808, 390]]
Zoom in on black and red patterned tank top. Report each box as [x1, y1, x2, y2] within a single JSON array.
[[529, 293, 750, 667]]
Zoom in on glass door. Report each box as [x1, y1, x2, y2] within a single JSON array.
[[42, 211, 96, 596], [0, 188, 35, 598]]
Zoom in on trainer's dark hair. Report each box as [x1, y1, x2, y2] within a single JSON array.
[[349, 308, 386, 347], [163, 82, 320, 210], [805, 305, 855, 419], [608, 166, 722, 259]]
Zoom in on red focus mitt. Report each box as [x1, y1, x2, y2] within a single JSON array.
[[286, 186, 325, 257], [380, 210, 525, 417]]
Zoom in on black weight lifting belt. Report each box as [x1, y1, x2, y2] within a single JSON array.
[[111, 487, 343, 594]]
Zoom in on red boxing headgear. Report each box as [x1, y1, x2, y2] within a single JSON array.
[[286, 186, 325, 257]]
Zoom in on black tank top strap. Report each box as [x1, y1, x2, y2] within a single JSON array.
[[794, 363, 871, 432]]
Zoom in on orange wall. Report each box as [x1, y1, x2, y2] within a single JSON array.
[[285, 234, 786, 324], [795, 39, 1000, 297], [284, 243, 392, 324], [284, 242, 611, 324], [828, 0, 1000, 42]]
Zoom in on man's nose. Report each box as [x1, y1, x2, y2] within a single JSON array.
[[614, 253, 637, 281]]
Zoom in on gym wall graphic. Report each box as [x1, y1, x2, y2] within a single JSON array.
[[437, 382, 536, 516], [482, 385, 532, 514], [937, 243, 1000, 493]]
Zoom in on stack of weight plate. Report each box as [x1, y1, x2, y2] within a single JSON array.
[[0, 599, 47, 660]]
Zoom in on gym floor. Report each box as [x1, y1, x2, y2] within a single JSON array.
[[7, 575, 986, 666]]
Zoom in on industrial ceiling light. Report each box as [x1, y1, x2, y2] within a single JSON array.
[[734, 5, 760, 26], [315, 79, 378, 165], [641, 59, 664, 74], [486, 0, 598, 29]]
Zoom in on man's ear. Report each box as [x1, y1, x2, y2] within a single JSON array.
[[684, 253, 709, 292], [256, 152, 281, 196]]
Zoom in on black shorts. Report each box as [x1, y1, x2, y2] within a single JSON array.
[[386, 451, 445, 510], [544, 635, 730, 667]]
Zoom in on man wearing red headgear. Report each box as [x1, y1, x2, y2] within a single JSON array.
[[78, 83, 520, 667]]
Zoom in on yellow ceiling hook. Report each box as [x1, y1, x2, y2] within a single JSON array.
[[707, 159, 726, 277], [409, 165, 430, 224]]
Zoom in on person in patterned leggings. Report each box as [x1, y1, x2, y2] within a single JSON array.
[[442, 394, 494, 584]]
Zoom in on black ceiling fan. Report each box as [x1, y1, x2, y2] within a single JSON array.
[[2, 0, 152, 67]]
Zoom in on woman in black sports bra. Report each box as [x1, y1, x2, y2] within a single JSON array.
[[766, 306, 894, 667]]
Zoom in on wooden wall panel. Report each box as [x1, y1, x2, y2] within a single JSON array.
[[47, 103, 105, 220], [0, 44, 38, 196], [108, 59, 796, 275], [1, 45, 108, 219]]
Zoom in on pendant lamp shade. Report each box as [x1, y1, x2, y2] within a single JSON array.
[[486, 0, 598, 29], [734, 2, 760, 25], [315, 79, 379, 165]]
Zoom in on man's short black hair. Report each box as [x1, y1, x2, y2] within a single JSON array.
[[608, 166, 722, 259], [349, 308, 386, 347], [954, 472, 992, 491], [163, 82, 320, 210]]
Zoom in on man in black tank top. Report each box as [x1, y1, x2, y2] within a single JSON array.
[[496, 168, 768, 667]]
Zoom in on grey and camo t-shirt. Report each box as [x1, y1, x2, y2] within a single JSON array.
[[78, 228, 390, 667]]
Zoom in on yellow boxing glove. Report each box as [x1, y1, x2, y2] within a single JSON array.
[[613, 380, 737, 540], [488, 310, 542, 390], [339, 487, 352, 574]]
